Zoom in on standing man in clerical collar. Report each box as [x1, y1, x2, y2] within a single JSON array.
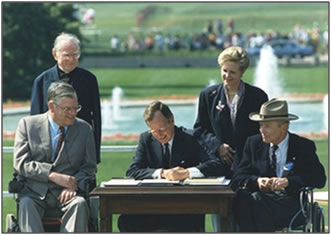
[[30, 32, 102, 164]]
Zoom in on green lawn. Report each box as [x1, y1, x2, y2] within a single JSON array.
[[77, 2, 328, 54], [2, 139, 328, 232], [2, 2, 329, 231], [86, 2, 328, 34], [89, 66, 328, 100]]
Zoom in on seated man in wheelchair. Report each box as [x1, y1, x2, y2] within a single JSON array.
[[231, 98, 326, 232], [13, 82, 97, 232]]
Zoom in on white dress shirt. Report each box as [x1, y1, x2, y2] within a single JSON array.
[[270, 133, 289, 177], [48, 113, 68, 161], [152, 136, 204, 179]]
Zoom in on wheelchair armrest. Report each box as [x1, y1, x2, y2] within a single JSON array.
[[78, 176, 96, 198], [86, 176, 97, 192], [300, 186, 313, 192], [299, 186, 314, 220], [8, 172, 24, 194]]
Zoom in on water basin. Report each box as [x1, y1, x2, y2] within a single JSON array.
[[2, 100, 327, 136]]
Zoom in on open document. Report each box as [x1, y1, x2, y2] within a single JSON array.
[[100, 178, 181, 187], [139, 179, 182, 186], [101, 177, 230, 187], [101, 178, 140, 187]]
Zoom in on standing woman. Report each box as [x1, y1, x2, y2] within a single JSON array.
[[194, 46, 268, 175], [194, 46, 268, 232]]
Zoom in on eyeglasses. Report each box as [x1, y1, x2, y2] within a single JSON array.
[[59, 51, 80, 60], [149, 123, 171, 135], [55, 103, 82, 113]]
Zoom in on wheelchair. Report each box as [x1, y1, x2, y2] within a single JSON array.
[[281, 187, 325, 232], [6, 172, 98, 232]]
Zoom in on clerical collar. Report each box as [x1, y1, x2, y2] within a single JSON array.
[[57, 66, 74, 82], [57, 66, 67, 78]]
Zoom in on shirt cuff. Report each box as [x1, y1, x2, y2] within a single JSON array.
[[152, 168, 163, 179], [187, 167, 204, 179]]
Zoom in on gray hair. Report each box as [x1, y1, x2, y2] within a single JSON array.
[[217, 46, 249, 73], [47, 82, 77, 104], [53, 32, 80, 52], [144, 101, 173, 123]]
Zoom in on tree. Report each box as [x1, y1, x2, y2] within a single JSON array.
[[3, 2, 81, 100]]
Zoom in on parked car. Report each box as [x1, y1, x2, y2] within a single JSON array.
[[247, 39, 314, 58]]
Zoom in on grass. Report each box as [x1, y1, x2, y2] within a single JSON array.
[[84, 2, 328, 34], [89, 66, 328, 100], [2, 65, 328, 103], [2, 139, 328, 232], [2, 2, 329, 231], [77, 2, 328, 54]]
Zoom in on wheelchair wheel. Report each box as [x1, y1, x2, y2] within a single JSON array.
[[312, 202, 325, 232], [6, 214, 20, 232]]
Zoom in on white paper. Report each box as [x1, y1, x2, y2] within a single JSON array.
[[184, 176, 230, 185], [139, 179, 182, 186], [140, 179, 181, 184], [100, 177, 230, 187], [101, 179, 140, 187]]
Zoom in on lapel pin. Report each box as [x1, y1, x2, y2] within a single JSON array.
[[216, 100, 224, 111]]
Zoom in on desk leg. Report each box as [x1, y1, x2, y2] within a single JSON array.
[[219, 198, 233, 232], [99, 197, 112, 232]]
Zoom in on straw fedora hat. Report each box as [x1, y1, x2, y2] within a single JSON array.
[[249, 98, 298, 121]]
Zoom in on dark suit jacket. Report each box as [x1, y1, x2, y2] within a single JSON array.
[[194, 82, 268, 170], [30, 65, 101, 163], [126, 126, 224, 180], [231, 133, 326, 194]]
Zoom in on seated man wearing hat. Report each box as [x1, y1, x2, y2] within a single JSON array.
[[231, 98, 326, 232]]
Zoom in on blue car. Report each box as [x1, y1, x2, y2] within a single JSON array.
[[247, 39, 314, 58]]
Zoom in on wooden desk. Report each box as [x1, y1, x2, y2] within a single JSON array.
[[90, 185, 235, 232]]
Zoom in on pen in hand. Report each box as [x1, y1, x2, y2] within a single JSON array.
[[179, 160, 185, 167]]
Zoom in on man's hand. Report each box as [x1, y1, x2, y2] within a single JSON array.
[[269, 177, 289, 192], [257, 177, 289, 192], [49, 172, 77, 191], [58, 188, 77, 203], [161, 167, 189, 181], [257, 177, 273, 192], [217, 143, 234, 166]]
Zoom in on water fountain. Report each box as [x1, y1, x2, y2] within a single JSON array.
[[103, 101, 112, 129], [253, 44, 283, 98], [112, 86, 123, 121], [323, 94, 328, 131], [2, 63, 327, 136], [251, 44, 327, 134], [102, 86, 124, 129]]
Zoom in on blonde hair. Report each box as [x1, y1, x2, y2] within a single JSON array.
[[217, 46, 249, 73]]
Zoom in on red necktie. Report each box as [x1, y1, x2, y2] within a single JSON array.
[[54, 126, 65, 161]]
